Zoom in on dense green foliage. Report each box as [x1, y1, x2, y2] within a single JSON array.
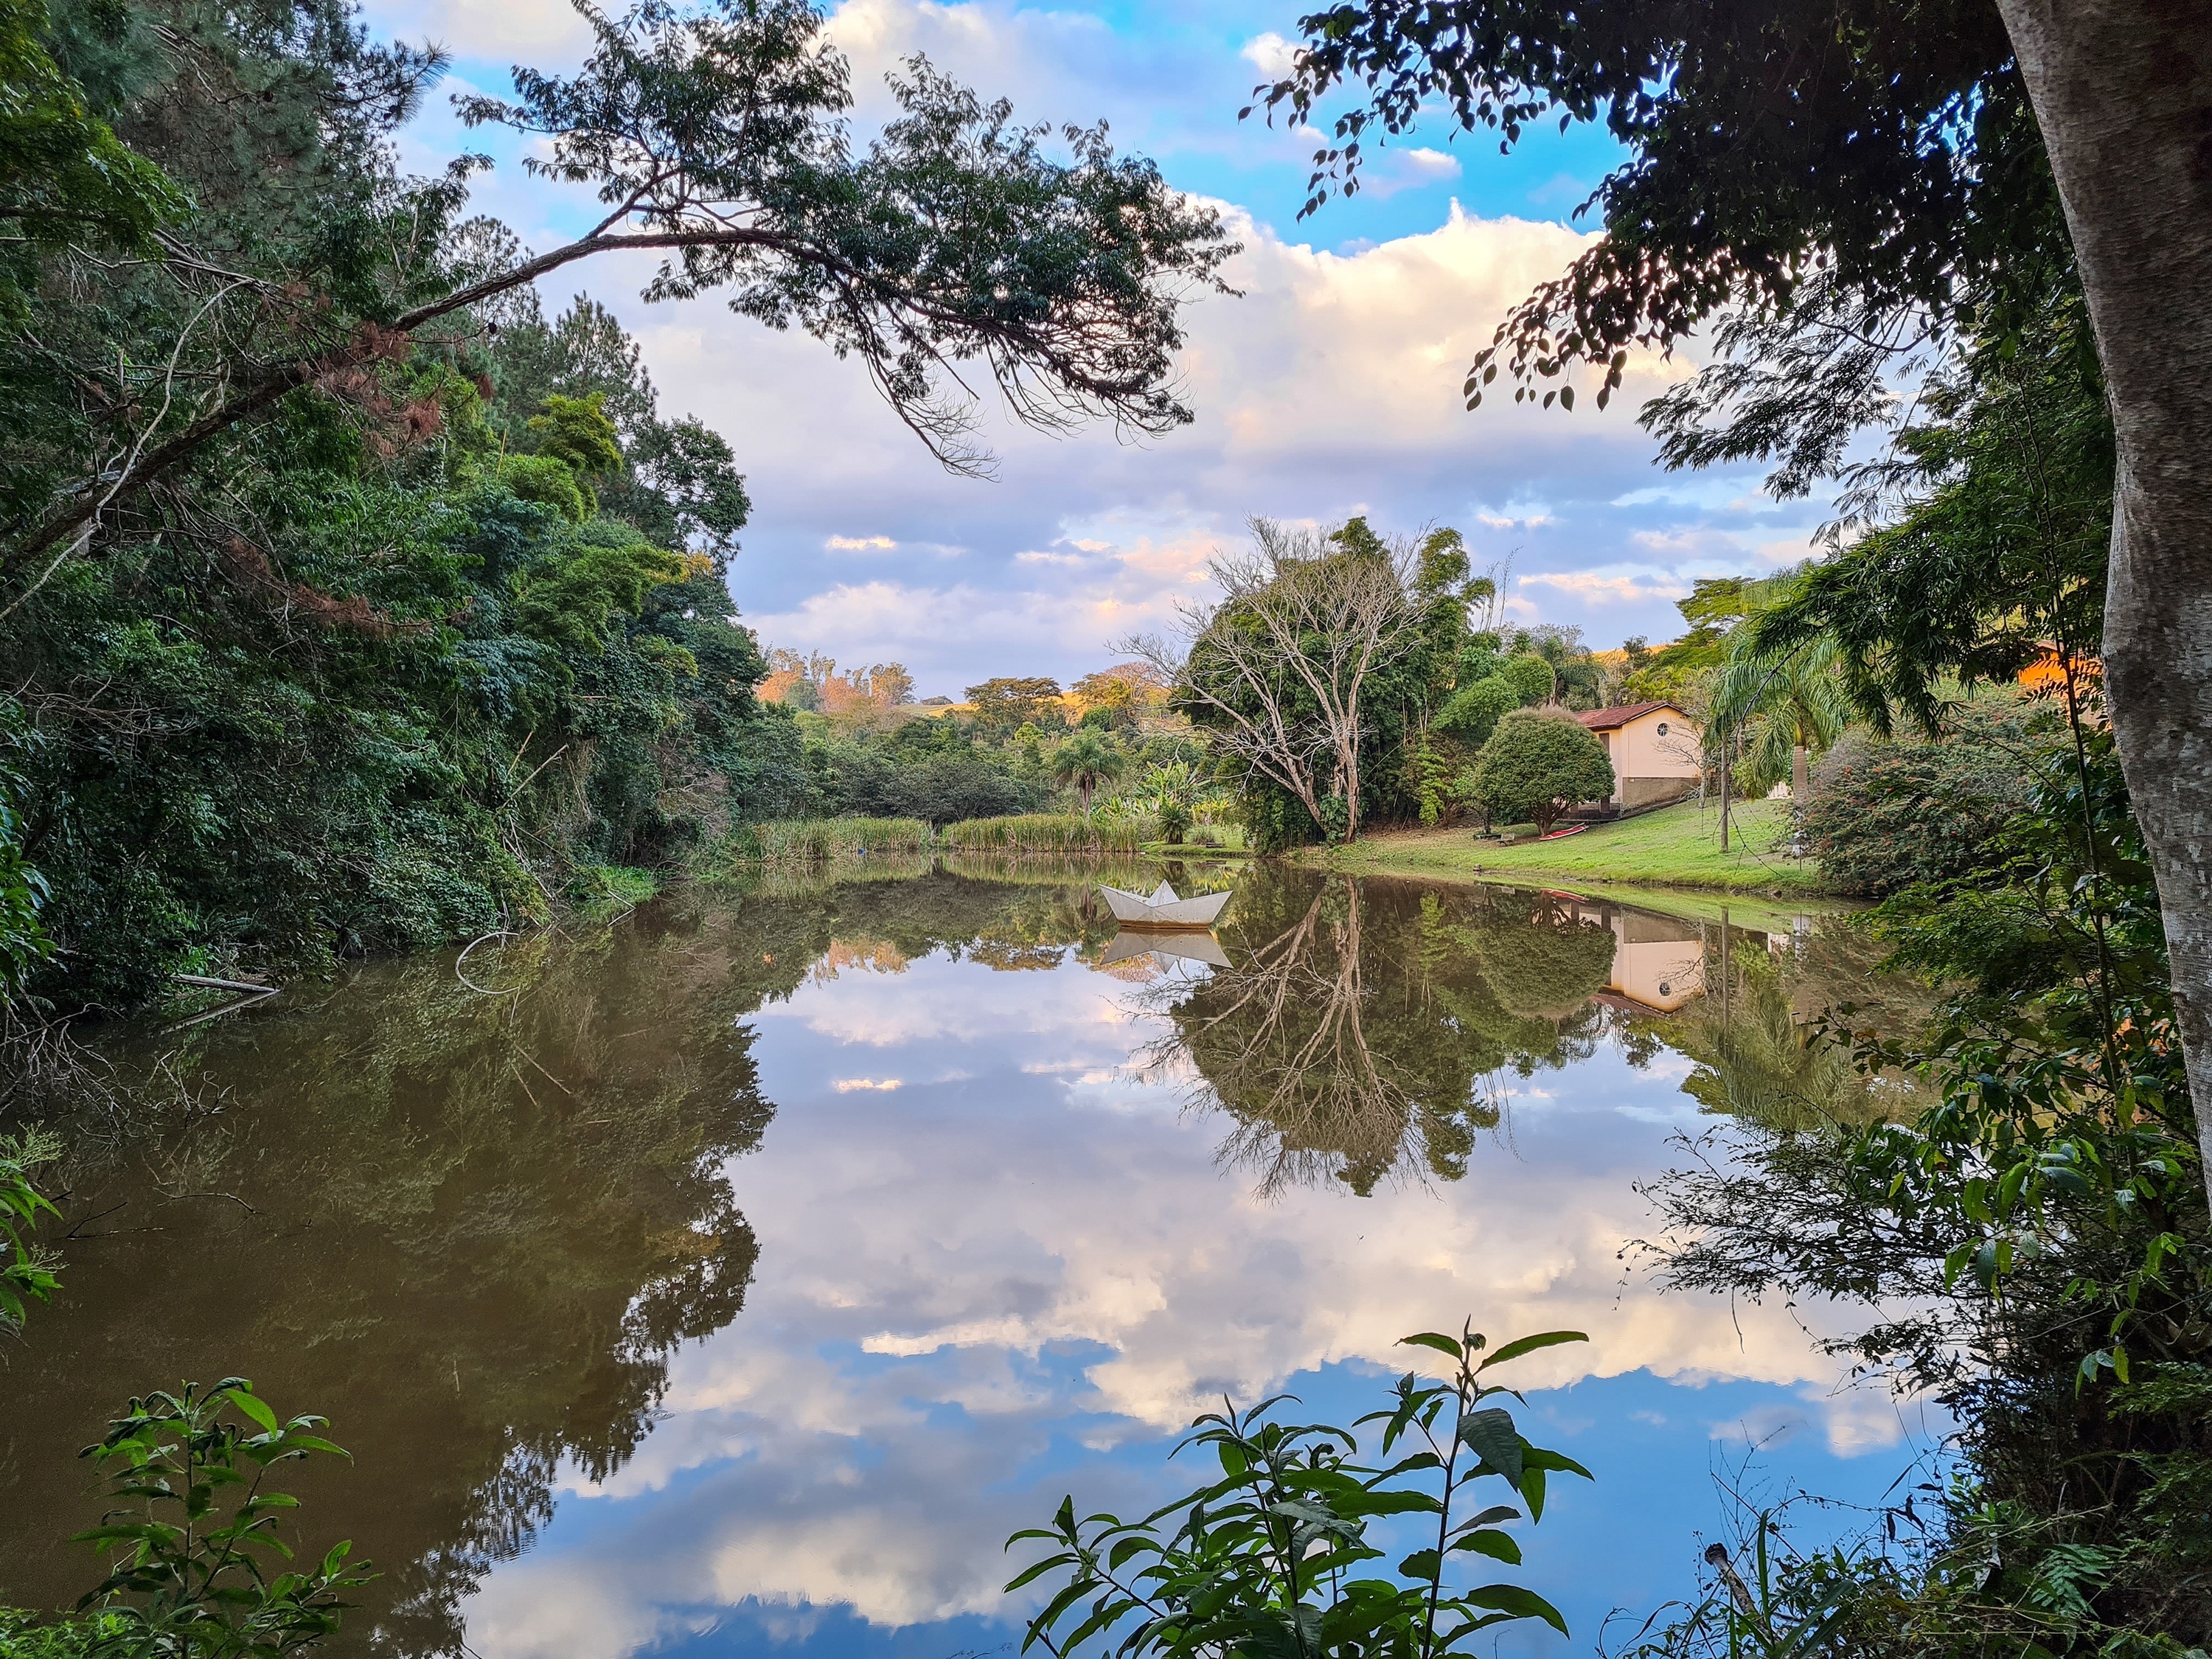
[[0, 1128, 59, 1332], [0, 0, 1233, 1010], [1732, 292, 2112, 740], [1464, 709, 1612, 835], [1011, 1322, 1590, 1657], [1621, 274, 2199, 1646], [1796, 703, 2035, 897], [0, 0, 804, 1009], [790, 714, 1047, 824], [7, 303, 793, 1007], [1649, 726, 2211, 1649]]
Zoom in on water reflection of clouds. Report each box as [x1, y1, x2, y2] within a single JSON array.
[[465, 942, 1911, 1659], [761, 950, 1134, 1047]]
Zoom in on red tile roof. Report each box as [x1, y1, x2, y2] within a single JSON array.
[[1573, 700, 1684, 731]]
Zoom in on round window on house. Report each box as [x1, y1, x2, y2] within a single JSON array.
[[1656, 720, 1669, 735]]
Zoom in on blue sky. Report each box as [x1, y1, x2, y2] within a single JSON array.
[[364, 0, 1832, 697]]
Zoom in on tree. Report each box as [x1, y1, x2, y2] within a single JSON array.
[[0, 0, 184, 315], [1132, 757, 1203, 843], [4, 0, 1237, 580], [1732, 294, 2110, 740], [1498, 654, 1556, 708], [1709, 634, 1850, 801], [1468, 709, 1613, 834], [1255, 0, 2212, 1187], [965, 676, 1062, 732], [1050, 728, 1124, 815], [1997, 2, 2212, 1194], [526, 393, 625, 515], [1433, 675, 1518, 748], [1136, 518, 1425, 843], [867, 663, 915, 707]]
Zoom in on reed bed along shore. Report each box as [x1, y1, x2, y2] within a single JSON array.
[[937, 813, 1157, 855], [692, 817, 931, 880], [692, 813, 1178, 883]]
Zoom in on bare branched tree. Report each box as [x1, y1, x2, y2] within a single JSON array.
[[1122, 518, 1425, 840]]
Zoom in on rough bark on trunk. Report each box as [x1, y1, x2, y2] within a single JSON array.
[[1792, 743, 1809, 802], [1996, 0, 2212, 1169]]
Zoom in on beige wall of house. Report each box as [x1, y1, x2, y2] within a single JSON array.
[[1593, 707, 1701, 806], [1568, 901, 1706, 1012]]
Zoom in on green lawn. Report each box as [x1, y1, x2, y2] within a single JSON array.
[[1319, 797, 1829, 895]]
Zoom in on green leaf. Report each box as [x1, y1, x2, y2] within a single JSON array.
[[1520, 1447, 1594, 1481], [1001, 1558, 1065, 1593], [1466, 1582, 1570, 1635], [1475, 1331, 1587, 1372], [1397, 1548, 1441, 1582], [226, 1387, 281, 1433], [1455, 1505, 1522, 1529], [1400, 1332, 1463, 1359], [1457, 1407, 1523, 1489], [1449, 1528, 1522, 1564], [1520, 1464, 1548, 1521]]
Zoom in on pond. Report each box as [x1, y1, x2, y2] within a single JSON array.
[[0, 862, 1938, 1659]]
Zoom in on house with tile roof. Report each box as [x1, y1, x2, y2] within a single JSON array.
[[1573, 701, 1703, 814]]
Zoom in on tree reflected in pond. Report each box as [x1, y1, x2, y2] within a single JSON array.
[[1141, 869, 1618, 1195], [0, 902, 794, 1655], [1625, 918, 1933, 1133], [0, 860, 1911, 1657], [0, 868, 1131, 1656]]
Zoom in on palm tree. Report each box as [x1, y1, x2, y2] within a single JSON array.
[[1051, 729, 1125, 816], [1135, 758, 1203, 843], [1711, 635, 1851, 799]]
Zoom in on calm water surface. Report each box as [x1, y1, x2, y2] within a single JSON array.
[[0, 863, 1935, 1659]]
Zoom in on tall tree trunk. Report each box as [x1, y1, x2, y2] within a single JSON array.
[[1792, 743, 1809, 801], [1997, 0, 2212, 1172]]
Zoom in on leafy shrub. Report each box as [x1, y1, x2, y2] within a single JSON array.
[[1500, 655, 1556, 706], [1, 1131, 60, 1336], [1433, 675, 1520, 747], [565, 864, 661, 917], [1468, 709, 1614, 833], [55, 1380, 368, 1658], [0, 1607, 108, 1658], [1795, 702, 2034, 897], [869, 754, 1038, 824], [1009, 1321, 1591, 1657]]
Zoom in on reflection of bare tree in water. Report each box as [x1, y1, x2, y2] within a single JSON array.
[[1140, 872, 1615, 1196], [1144, 878, 1422, 1196]]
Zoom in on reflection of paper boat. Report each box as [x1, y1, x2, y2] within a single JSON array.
[[1097, 881, 1234, 929], [1099, 930, 1231, 970]]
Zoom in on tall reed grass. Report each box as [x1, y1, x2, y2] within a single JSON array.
[[692, 816, 931, 879], [937, 813, 1155, 855]]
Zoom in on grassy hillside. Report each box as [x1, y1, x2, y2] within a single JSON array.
[[1319, 798, 1826, 895]]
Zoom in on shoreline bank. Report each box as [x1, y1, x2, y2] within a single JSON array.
[[1306, 798, 1831, 898]]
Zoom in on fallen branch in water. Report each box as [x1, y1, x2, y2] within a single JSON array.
[[173, 973, 278, 996]]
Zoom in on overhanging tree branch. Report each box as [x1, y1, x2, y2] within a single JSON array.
[[7, 0, 1236, 576]]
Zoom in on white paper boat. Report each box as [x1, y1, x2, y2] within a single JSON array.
[[1097, 880, 1233, 930], [1099, 929, 1231, 970]]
